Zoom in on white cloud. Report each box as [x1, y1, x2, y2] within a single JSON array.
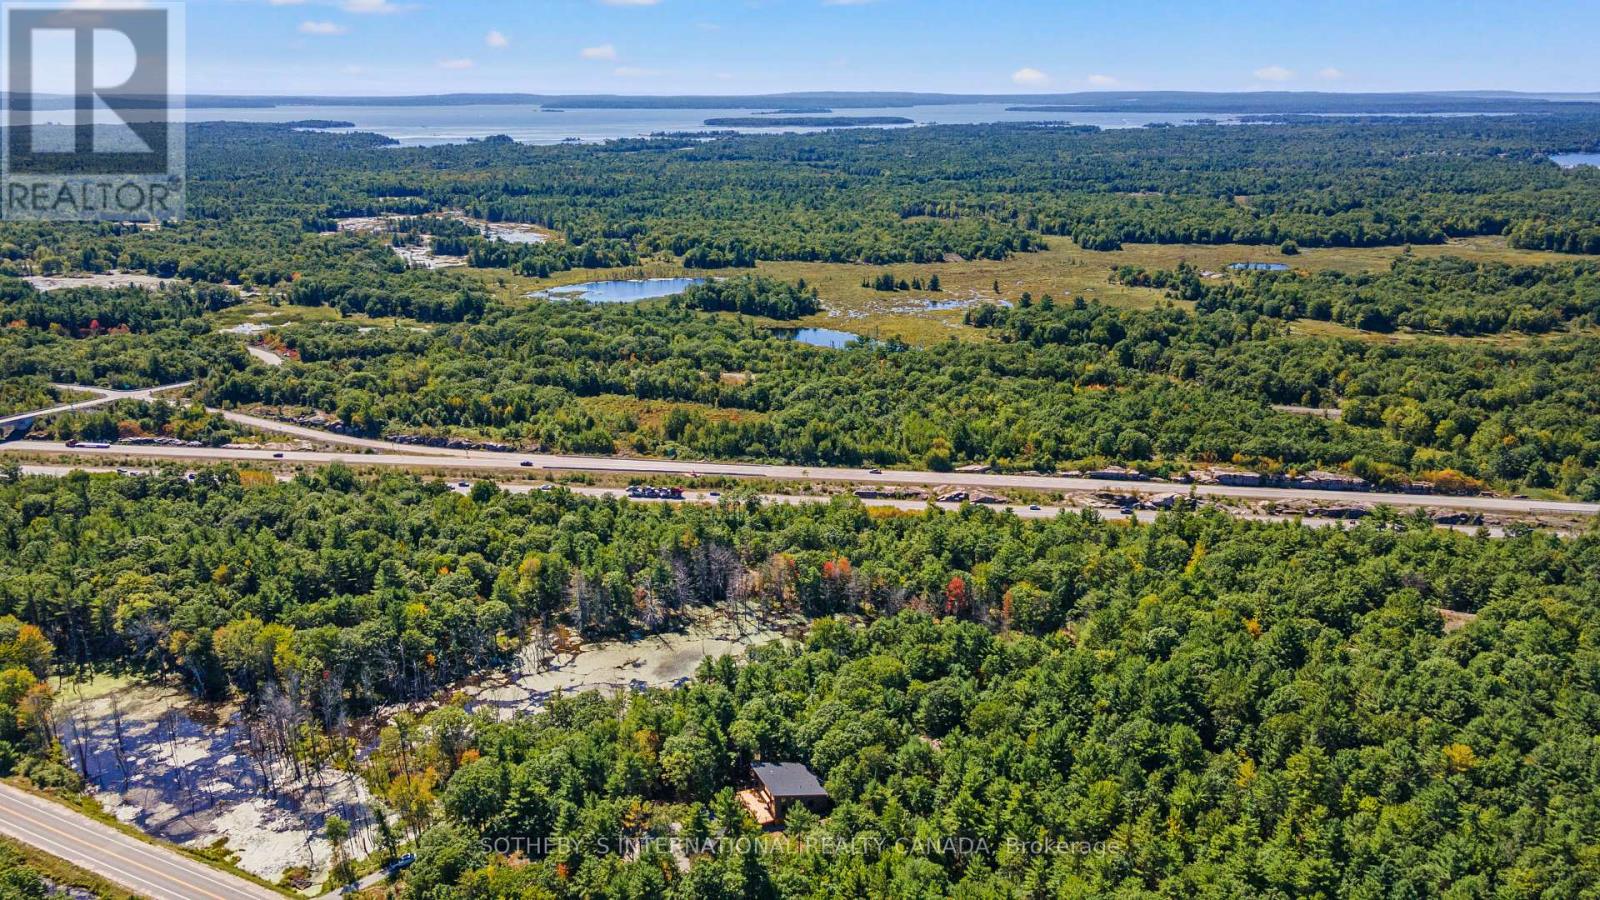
[[486, 29, 509, 48], [437, 57, 475, 70], [581, 43, 618, 61], [1318, 66, 1345, 80], [1086, 74, 1118, 87], [343, 0, 399, 13], [298, 20, 347, 35], [1253, 65, 1294, 82], [1011, 67, 1050, 87]]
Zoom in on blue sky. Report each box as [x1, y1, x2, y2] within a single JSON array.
[[175, 0, 1600, 95]]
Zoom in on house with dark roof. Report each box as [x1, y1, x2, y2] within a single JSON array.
[[737, 762, 830, 826]]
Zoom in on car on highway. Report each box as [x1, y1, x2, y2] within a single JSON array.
[[272, 452, 284, 459], [1029, 504, 1042, 511], [868, 468, 883, 474], [520, 460, 534, 467], [387, 853, 417, 876], [65, 440, 112, 449]]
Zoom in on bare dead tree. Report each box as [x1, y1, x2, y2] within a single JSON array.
[[108, 697, 132, 784], [524, 619, 553, 675]]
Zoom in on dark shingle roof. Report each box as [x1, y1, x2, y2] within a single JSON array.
[[752, 762, 828, 799]]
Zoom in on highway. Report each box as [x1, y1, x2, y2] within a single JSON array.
[[0, 782, 282, 900], [9, 383, 1590, 517], [12, 463, 1519, 535], [2, 439, 1595, 518]]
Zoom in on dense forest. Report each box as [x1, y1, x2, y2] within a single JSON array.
[[672, 276, 821, 320], [0, 614, 70, 789], [1116, 256, 1600, 335], [3, 467, 1599, 895], [17, 399, 244, 446], [397, 584, 1600, 897]]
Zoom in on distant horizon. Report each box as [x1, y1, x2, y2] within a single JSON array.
[[4, 89, 1588, 105], [176, 89, 1600, 101]]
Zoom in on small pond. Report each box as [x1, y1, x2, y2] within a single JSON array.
[[1228, 262, 1290, 272], [773, 326, 867, 348], [533, 277, 706, 303]]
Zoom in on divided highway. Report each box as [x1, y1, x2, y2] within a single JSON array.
[[3, 439, 1595, 518], [9, 383, 1591, 518]]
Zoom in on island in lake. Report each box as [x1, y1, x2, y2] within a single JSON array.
[[703, 115, 914, 127]]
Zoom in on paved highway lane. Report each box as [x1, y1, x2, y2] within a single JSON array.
[[0, 782, 283, 900], [3, 440, 1594, 518], [8, 388, 1590, 518]]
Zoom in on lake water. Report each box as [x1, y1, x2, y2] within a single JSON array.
[[774, 326, 865, 349], [1551, 152, 1600, 168], [533, 277, 705, 303], [181, 102, 1254, 146], [1229, 262, 1291, 271]]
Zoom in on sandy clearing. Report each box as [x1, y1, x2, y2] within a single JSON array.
[[52, 608, 790, 884], [24, 272, 179, 292], [55, 681, 380, 885]]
